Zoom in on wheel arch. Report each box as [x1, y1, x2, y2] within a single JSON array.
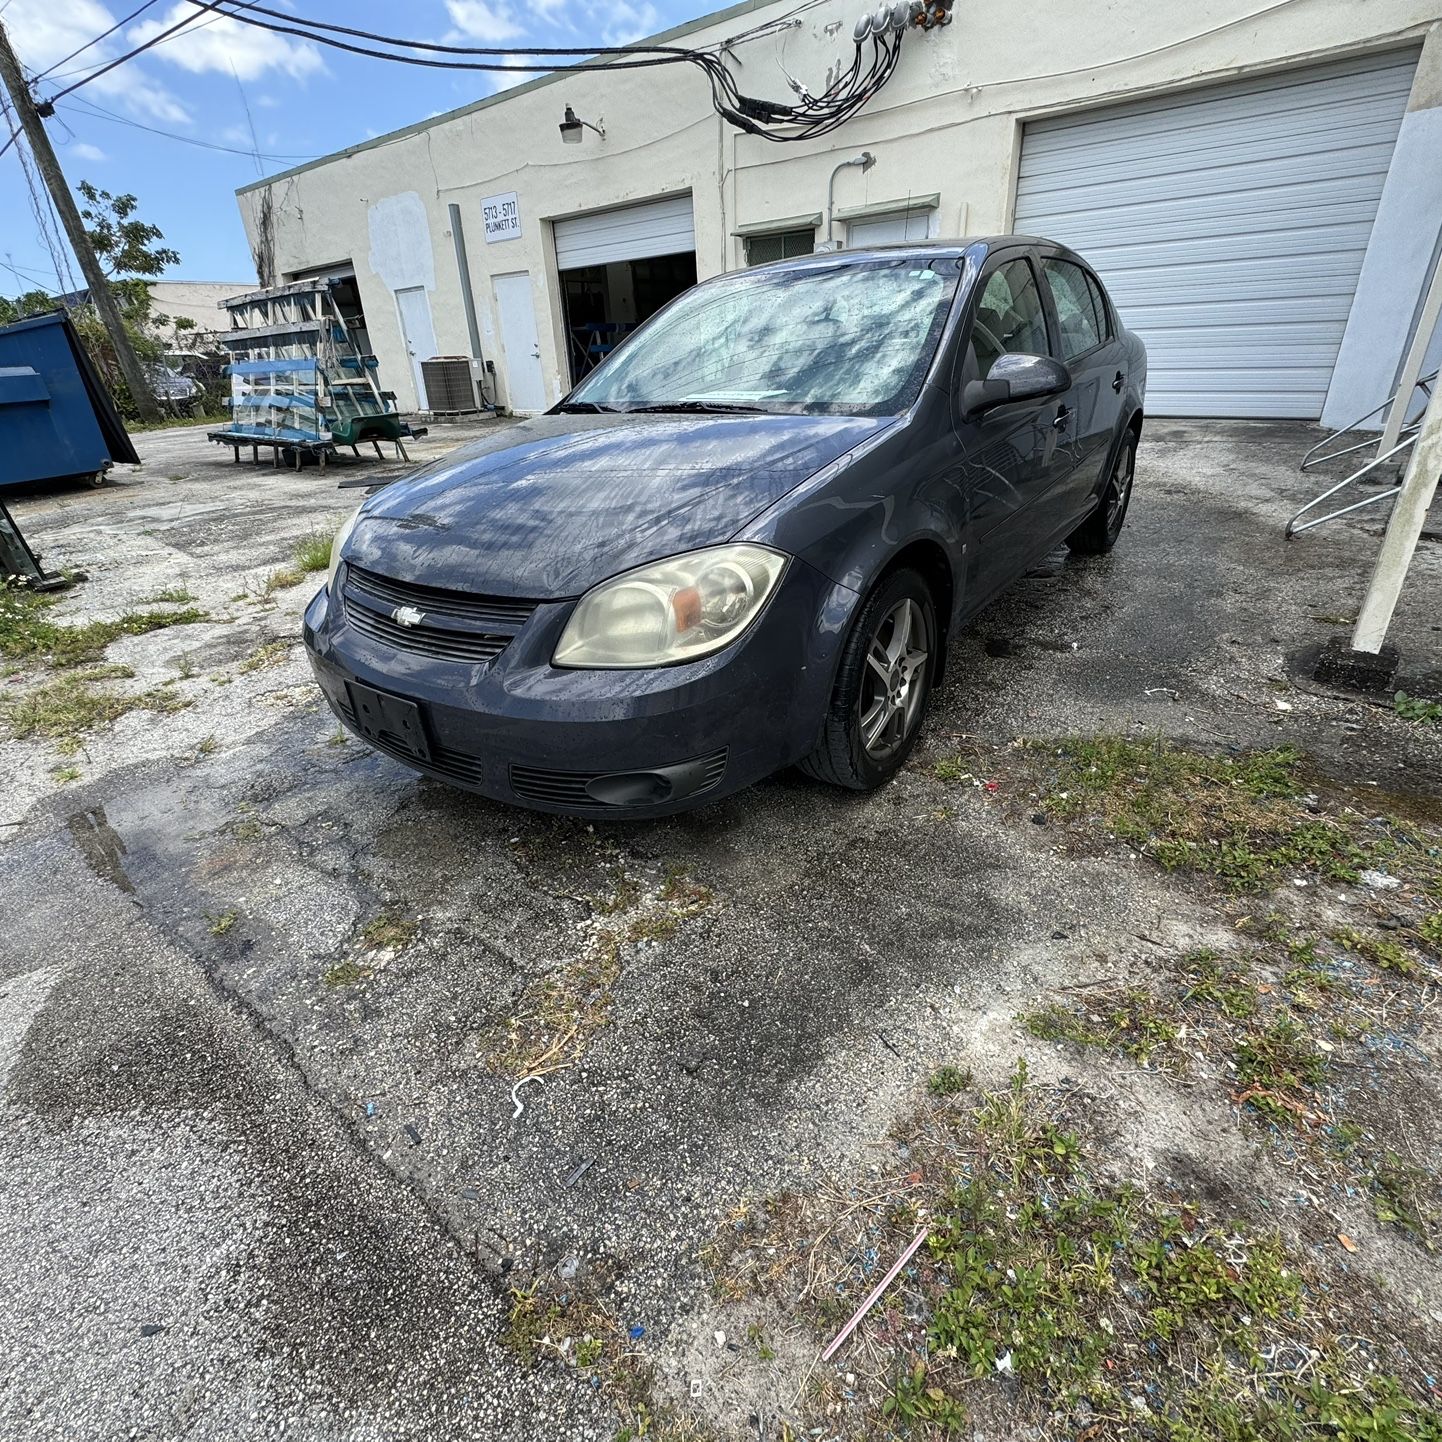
[[874, 537, 956, 684]]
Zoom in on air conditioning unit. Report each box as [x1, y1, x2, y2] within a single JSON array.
[[420, 355, 481, 413]]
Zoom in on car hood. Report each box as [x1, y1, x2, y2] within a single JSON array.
[[345, 411, 892, 597]]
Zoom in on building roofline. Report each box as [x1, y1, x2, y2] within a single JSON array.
[[235, 0, 770, 198]]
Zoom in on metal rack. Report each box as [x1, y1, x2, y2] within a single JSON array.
[[208, 278, 423, 469], [1286, 369, 1435, 537]]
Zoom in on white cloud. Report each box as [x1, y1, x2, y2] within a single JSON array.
[[254, 94, 281, 108], [6, 0, 191, 124], [585, 0, 661, 46], [486, 54, 533, 94], [127, 3, 325, 81], [219, 123, 254, 148], [444, 0, 525, 43], [68, 141, 107, 161]]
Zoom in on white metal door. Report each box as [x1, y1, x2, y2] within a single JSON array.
[[493, 272, 547, 413], [1015, 51, 1417, 418], [394, 285, 438, 411], [553, 194, 695, 271]]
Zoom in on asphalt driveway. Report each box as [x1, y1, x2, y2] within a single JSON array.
[[1, 417, 1439, 1440]]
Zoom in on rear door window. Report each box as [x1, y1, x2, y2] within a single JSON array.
[[1083, 270, 1112, 340], [1041, 258, 1104, 359]]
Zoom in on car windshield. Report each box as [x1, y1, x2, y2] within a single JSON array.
[[567, 257, 961, 417]]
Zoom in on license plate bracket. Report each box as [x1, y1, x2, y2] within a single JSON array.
[[346, 681, 432, 763]]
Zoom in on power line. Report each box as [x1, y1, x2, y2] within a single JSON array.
[[32, 0, 902, 143], [41, 0, 238, 83], [166, 0, 907, 142], [63, 95, 319, 161], [33, 0, 162, 81], [42, 0, 233, 106], [0, 254, 59, 290]]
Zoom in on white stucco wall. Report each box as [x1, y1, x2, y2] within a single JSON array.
[[235, 0, 1442, 415], [147, 280, 253, 340]]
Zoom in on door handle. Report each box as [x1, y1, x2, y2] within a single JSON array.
[[1112, 371, 1125, 393], [1053, 405, 1072, 430]]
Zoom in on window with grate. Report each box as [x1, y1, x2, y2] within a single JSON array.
[[745, 228, 816, 266]]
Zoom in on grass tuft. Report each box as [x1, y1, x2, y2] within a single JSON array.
[[0, 582, 208, 670], [2, 667, 190, 752], [1031, 737, 1374, 892]]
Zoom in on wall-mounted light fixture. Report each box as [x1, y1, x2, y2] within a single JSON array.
[[560, 105, 605, 145]]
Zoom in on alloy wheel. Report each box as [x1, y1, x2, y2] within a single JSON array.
[[858, 597, 929, 760], [1106, 441, 1135, 533]]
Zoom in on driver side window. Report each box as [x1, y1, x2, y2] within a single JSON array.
[[968, 258, 1049, 377]]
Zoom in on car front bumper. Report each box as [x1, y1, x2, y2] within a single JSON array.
[[302, 558, 857, 817]]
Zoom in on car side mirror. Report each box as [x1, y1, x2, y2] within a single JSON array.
[[963, 353, 1071, 415]]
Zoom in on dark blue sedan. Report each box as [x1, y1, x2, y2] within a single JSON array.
[[304, 237, 1146, 816]]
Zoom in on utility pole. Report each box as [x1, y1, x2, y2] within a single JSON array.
[[0, 19, 160, 421]]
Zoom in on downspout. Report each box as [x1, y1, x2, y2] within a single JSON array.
[[825, 151, 876, 247], [448, 201, 495, 410]]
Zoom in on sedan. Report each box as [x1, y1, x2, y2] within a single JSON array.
[[304, 236, 1146, 816]]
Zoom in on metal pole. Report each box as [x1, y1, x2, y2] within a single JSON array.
[[447, 202, 484, 362], [1379, 246, 1442, 455], [1351, 382, 1442, 654], [0, 21, 161, 422]]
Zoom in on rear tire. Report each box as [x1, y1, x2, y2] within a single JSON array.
[[799, 567, 937, 792], [1066, 428, 1136, 555]]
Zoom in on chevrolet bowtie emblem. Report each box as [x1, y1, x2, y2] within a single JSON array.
[[391, 605, 425, 628]]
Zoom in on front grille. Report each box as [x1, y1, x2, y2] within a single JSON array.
[[510, 749, 728, 808], [346, 564, 537, 629], [330, 690, 488, 787], [341, 563, 540, 666], [343, 599, 510, 662]]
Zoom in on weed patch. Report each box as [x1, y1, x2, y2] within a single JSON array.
[[324, 958, 372, 987], [927, 1064, 972, 1097], [358, 911, 416, 951], [504, 1268, 709, 1440], [0, 582, 207, 669], [1395, 691, 1442, 724], [486, 863, 714, 1078], [1027, 737, 1374, 892], [1021, 919, 1440, 1249], [3, 668, 190, 752], [292, 529, 333, 574], [236, 639, 292, 673], [1023, 987, 1182, 1066], [705, 1064, 1440, 1440]]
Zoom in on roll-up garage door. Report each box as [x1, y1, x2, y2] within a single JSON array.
[[1014, 51, 1416, 418], [553, 194, 695, 270]]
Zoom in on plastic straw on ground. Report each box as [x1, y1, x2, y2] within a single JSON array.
[[819, 1225, 928, 1362]]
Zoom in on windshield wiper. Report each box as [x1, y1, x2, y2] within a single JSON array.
[[554, 400, 621, 413], [626, 400, 771, 414]]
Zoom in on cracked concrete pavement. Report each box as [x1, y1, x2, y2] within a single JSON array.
[[1, 416, 1439, 1439]]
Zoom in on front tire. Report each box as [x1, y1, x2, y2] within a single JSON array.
[[1066, 428, 1136, 554], [799, 568, 937, 792]]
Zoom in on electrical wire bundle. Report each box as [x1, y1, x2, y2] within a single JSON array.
[[37, 0, 920, 145]]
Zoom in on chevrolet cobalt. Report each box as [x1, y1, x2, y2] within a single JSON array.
[[305, 238, 1145, 815]]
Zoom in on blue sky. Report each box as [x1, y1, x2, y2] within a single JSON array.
[[1, 0, 696, 291]]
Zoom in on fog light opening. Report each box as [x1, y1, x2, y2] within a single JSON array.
[[585, 772, 675, 807]]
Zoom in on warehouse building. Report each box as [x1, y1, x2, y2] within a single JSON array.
[[234, 0, 1442, 427]]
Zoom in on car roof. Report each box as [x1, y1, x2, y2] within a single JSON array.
[[745, 235, 1087, 274]]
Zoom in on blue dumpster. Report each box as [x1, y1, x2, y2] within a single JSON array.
[[0, 309, 139, 488]]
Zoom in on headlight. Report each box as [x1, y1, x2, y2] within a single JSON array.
[[553, 544, 788, 668], [326, 505, 363, 591]]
